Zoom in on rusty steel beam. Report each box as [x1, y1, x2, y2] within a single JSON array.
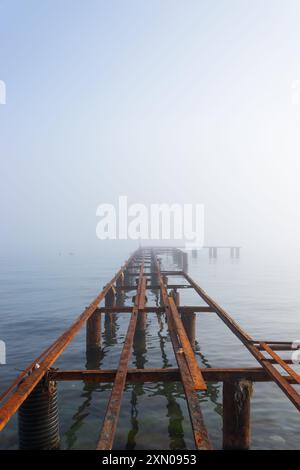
[[49, 367, 299, 384], [168, 296, 206, 391], [154, 253, 212, 450], [0, 249, 140, 432], [182, 271, 300, 412], [96, 261, 147, 450]]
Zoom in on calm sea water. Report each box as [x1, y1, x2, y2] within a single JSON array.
[[0, 248, 299, 450]]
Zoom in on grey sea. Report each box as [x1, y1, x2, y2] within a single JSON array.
[[0, 248, 299, 450]]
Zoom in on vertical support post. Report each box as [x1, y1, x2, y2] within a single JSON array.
[[136, 308, 147, 332], [116, 272, 124, 289], [136, 279, 148, 336], [151, 254, 160, 304], [136, 280, 147, 333], [213, 247, 217, 258], [182, 251, 188, 272], [174, 248, 181, 267], [86, 310, 101, 350], [209, 247, 212, 258], [230, 247, 234, 258], [18, 377, 60, 450], [116, 272, 125, 306], [170, 289, 180, 307], [160, 275, 168, 306], [192, 249, 197, 258], [235, 247, 240, 259], [124, 267, 130, 286], [86, 309, 102, 367], [105, 286, 116, 308], [222, 379, 252, 450], [181, 311, 196, 350], [104, 286, 117, 344]]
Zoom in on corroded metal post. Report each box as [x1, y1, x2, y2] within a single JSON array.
[[135, 282, 148, 342], [136, 306, 147, 332], [182, 251, 188, 271], [222, 379, 252, 450], [181, 311, 196, 349], [151, 257, 158, 283], [86, 310, 101, 350], [159, 275, 168, 306], [116, 272, 125, 306], [134, 279, 148, 332], [172, 248, 180, 266], [150, 254, 160, 305], [104, 286, 117, 343], [123, 267, 130, 286], [170, 289, 180, 307], [18, 377, 60, 450], [170, 288, 196, 349], [86, 303, 102, 367], [105, 286, 116, 308], [116, 272, 124, 288]]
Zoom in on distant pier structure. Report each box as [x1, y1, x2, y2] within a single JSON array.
[[179, 246, 241, 261], [204, 246, 241, 259], [189, 247, 241, 259]]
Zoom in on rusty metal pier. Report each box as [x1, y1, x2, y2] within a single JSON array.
[[0, 247, 299, 450]]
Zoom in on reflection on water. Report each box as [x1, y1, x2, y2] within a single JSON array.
[[0, 249, 299, 449]]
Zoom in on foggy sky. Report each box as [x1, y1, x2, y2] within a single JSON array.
[[1, 0, 300, 258]]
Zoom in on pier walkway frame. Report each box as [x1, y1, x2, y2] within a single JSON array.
[[0, 247, 299, 450]]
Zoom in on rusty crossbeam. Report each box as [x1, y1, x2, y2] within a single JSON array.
[[96, 261, 147, 450], [49, 367, 299, 384], [97, 306, 214, 313], [255, 342, 295, 351]]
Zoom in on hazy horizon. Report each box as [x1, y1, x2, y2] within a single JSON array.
[[1, 0, 300, 260]]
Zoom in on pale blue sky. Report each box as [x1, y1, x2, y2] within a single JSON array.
[[1, 0, 300, 256]]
